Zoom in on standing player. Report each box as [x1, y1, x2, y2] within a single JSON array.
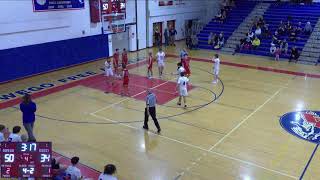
[[104, 59, 114, 92], [113, 49, 120, 77], [121, 64, 130, 96], [156, 48, 165, 78], [212, 54, 220, 84], [147, 52, 154, 79], [182, 54, 191, 77], [173, 62, 185, 79], [122, 48, 128, 67], [177, 72, 189, 108]]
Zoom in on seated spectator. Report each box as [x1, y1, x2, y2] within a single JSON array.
[[248, 31, 255, 40], [252, 16, 259, 27], [289, 27, 297, 42], [285, 21, 292, 33], [289, 46, 300, 62], [252, 37, 261, 49], [244, 34, 252, 49], [257, 17, 265, 27], [66, 157, 82, 180], [272, 33, 280, 45], [215, 32, 224, 49], [296, 22, 303, 34], [230, 0, 236, 8], [99, 164, 118, 180], [278, 21, 285, 35], [8, 126, 22, 142], [0, 124, 5, 142], [280, 39, 289, 55], [208, 32, 213, 45], [270, 44, 276, 56], [262, 24, 272, 38], [21, 134, 28, 142], [52, 158, 67, 180], [255, 26, 262, 37], [275, 47, 281, 61], [304, 21, 312, 34], [213, 33, 219, 46], [233, 38, 245, 55]]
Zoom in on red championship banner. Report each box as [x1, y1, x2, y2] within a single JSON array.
[[89, 0, 101, 23]]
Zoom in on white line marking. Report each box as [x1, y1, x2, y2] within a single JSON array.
[[89, 113, 297, 179], [90, 78, 175, 115], [208, 85, 285, 151]]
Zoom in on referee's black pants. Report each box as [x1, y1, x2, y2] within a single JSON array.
[[144, 107, 161, 130]]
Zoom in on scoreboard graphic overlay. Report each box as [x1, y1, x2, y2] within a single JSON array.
[[0, 142, 52, 178]]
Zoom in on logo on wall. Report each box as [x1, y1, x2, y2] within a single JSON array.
[[280, 111, 320, 144]]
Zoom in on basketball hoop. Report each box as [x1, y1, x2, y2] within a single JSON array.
[[102, 13, 126, 34]]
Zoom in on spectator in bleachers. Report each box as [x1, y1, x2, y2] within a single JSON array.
[[233, 38, 245, 55], [285, 21, 292, 33], [52, 158, 67, 180], [255, 26, 262, 37], [289, 46, 300, 62], [99, 164, 118, 180], [252, 37, 261, 49], [252, 16, 259, 27], [66, 156, 82, 180], [214, 32, 224, 49], [272, 31, 280, 45], [280, 39, 289, 55], [244, 34, 252, 49], [257, 17, 265, 28], [21, 134, 28, 142], [278, 21, 285, 35], [208, 32, 214, 45], [275, 47, 281, 61], [270, 44, 276, 56], [248, 31, 255, 40], [8, 126, 22, 142], [0, 124, 5, 142], [304, 21, 312, 34], [296, 22, 303, 34], [20, 94, 37, 142], [289, 27, 297, 42], [186, 36, 192, 49], [262, 24, 272, 38]]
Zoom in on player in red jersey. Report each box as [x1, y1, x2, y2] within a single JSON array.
[[122, 48, 128, 67], [147, 52, 154, 79], [182, 54, 191, 77], [121, 64, 130, 96], [113, 49, 120, 77]]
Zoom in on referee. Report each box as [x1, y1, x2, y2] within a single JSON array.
[[143, 89, 161, 133]]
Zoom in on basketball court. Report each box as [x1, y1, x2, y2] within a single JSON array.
[[1, 41, 320, 179]]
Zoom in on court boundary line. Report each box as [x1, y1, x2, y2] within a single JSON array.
[[167, 54, 320, 79], [208, 84, 285, 151], [299, 144, 319, 180], [89, 112, 297, 179]]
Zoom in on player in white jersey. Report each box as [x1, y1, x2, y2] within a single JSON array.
[[104, 59, 114, 93], [156, 48, 166, 78], [177, 72, 189, 108], [212, 54, 220, 84], [105, 59, 114, 77], [8, 126, 22, 142], [172, 62, 185, 81]]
